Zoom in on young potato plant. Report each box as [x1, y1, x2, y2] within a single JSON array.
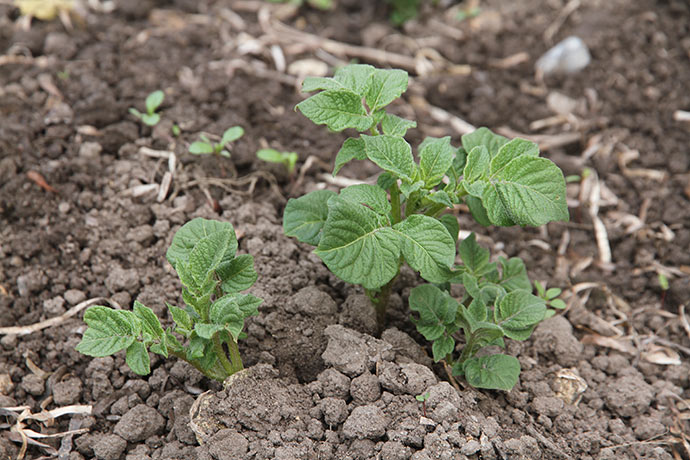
[[129, 90, 164, 127], [409, 233, 565, 391], [283, 64, 569, 331], [257, 148, 299, 177], [76, 218, 261, 382], [189, 126, 244, 159]]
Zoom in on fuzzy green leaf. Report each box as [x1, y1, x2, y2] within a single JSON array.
[[315, 196, 401, 290], [463, 145, 490, 185], [141, 113, 160, 127], [76, 306, 140, 357], [194, 323, 224, 340], [399, 180, 424, 198], [334, 138, 366, 175], [362, 135, 415, 182], [484, 156, 569, 226], [439, 214, 459, 242], [296, 90, 372, 132], [209, 294, 263, 340], [257, 148, 285, 164], [427, 190, 454, 208], [490, 138, 539, 176], [333, 64, 376, 96], [409, 284, 458, 341], [467, 297, 487, 322], [188, 230, 235, 286], [168, 303, 193, 335], [461, 127, 509, 158], [365, 68, 408, 111], [166, 218, 237, 269], [463, 354, 520, 390], [432, 335, 455, 362], [283, 190, 337, 245], [301, 76, 344, 92], [125, 341, 151, 375], [133, 301, 164, 341], [498, 257, 531, 292], [187, 333, 207, 360], [145, 90, 164, 113], [221, 126, 244, 146], [381, 114, 416, 137], [377, 172, 397, 190], [465, 196, 492, 227], [458, 233, 490, 275], [340, 184, 391, 216], [419, 136, 454, 187], [218, 254, 257, 294], [394, 215, 455, 283], [494, 290, 546, 340]]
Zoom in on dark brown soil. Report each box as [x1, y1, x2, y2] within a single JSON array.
[[1, 0, 689, 459]]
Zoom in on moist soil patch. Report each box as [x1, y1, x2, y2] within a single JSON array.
[[1, 0, 689, 459]]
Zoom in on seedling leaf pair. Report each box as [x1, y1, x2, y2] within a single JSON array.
[[189, 127, 244, 158], [129, 90, 164, 127]]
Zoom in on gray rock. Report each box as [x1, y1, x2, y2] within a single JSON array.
[[339, 294, 378, 336], [317, 368, 351, 399], [53, 376, 82, 405], [43, 296, 66, 316], [603, 374, 654, 418], [79, 142, 102, 159], [535, 36, 591, 75], [320, 397, 348, 426], [350, 372, 381, 404], [462, 439, 481, 456], [379, 362, 437, 395], [380, 440, 411, 460], [532, 316, 583, 367], [92, 434, 127, 460], [531, 396, 564, 418], [381, 328, 432, 367], [64, 289, 87, 305], [208, 430, 248, 460], [21, 374, 44, 396], [343, 405, 388, 440], [287, 286, 337, 317], [321, 325, 393, 377], [113, 404, 165, 442], [105, 266, 140, 294]]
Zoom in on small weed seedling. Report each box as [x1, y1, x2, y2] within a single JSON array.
[[189, 127, 244, 159], [409, 234, 566, 391], [415, 391, 430, 416], [284, 64, 569, 331], [387, 0, 422, 25], [266, 0, 334, 10], [76, 218, 261, 382], [129, 90, 164, 127], [257, 148, 299, 177], [658, 272, 669, 307]]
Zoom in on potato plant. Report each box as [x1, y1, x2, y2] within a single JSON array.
[[76, 218, 261, 382]]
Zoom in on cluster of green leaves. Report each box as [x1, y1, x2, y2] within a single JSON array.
[[284, 64, 568, 325], [129, 90, 164, 127], [386, 0, 422, 25], [257, 148, 299, 176], [76, 218, 261, 382], [409, 233, 565, 390], [189, 127, 245, 159]]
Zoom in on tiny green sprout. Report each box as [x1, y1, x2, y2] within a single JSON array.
[[129, 90, 165, 127], [172, 124, 181, 137], [76, 218, 261, 382], [658, 273, 669, 307], [415, 391, 430, 402], [535, 280, 566, 310], [189, 126, 244, 159], [565, 174, 581, 183], [266, 0, 333, 10], [257, 148, 299, 176], [56, 70, 70, 80]]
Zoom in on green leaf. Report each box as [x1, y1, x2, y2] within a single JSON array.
[[209, 294, 263, 340], [218, 254, 257, 294], [427, 190, 453, 208], [133, 301, 163, 341], [128, 108, 142, 119], [461, 127, 509, 158], [315, 196, 401, 290], [149, 335, 168, 358], [463, 354, 520, 391], [381, 114, 416, 137], [545, 287, 562, 299], [76, 306, 140, 357], [394, 215, 455, 283], [484, 156, 569, 226], [409, 284, 458, 341], [340, 184, 391, 216], [465, 196, 491, 227], [283, 190, 337, 245], [490, 138, 539, 176], [399, 180, 424, 198], [145, 90, 164, 113], [296, 90, 372, 132], [188, 230, 235, 286], [549, 299, 566, 309], [221, 126, 244, 146], [463, 145, 490, 184], [125, 341, 151, 375], [439, 214, 459, 242], [302, 76, 344, 92], [432, 335, 455, 362], [499, 257, 531, 292], [194, 323, 224, 340], [167, 218, 237, 269], [189, 141, 214, 155], [419, 136, 454, 187], [257, 148, 285, 164], [141, 113, 160, 127], [458, 233, 489, 274], [365, 68, 408, 111], [462, 272, 481, 300], [333, 64, 376, 96], [334, 138, 366, 175], [467, 297, 487, 322], [494, 290, 546, 340], [377, 172, 397, 190], [362, 135, 415, 182], [168, 303, 193, 335]]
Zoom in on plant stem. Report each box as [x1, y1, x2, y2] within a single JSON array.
[[390, 181, 402, 225], [170, 349, 225, 382], [225, 337, 244, 374], [212, 334, 236, 377]]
